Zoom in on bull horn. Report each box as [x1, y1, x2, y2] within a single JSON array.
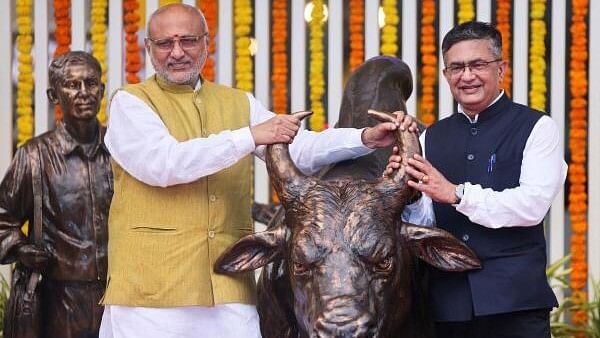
[[368, 109, 421, 201], [266, 111, 314, 206]]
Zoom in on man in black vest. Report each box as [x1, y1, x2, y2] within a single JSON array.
[[389, 21, 567, 338]]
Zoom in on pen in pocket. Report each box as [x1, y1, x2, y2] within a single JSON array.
[[487, 153, 496, 173]]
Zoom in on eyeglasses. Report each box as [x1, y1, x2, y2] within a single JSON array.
[[444, 59, 503, 76], [147, 33, 208, 52]]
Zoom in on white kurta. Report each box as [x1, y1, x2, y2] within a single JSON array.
[[100, 304, 261, 338], [101, 89, 375, 338]]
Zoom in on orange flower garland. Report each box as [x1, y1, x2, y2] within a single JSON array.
[[53, 0, 72, 122], [419, 0, 436, 126], [124, 0, 142, 84], [198, 0, 217, 82], [496, 0, 512, 97], [269, 0, 289, 204], [348, 0, 364, 72], [528, 0, 547, 112], [309, 0, 326, 131], [234, 0, 253, 92], [271, 0, 288, 114], [53, 0, 71, 58], [568, 0, 589, 333], [16, 0, 34, 147]]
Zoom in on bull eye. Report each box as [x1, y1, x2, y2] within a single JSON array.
[[292, 261, 310, 276], [374, 257, 394, 273]]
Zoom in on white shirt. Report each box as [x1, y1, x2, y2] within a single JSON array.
[[101, 88, 375, 338], [105, 90, 373, 188], [403, 93, 568, 229]]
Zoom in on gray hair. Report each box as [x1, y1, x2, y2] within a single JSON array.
[[441, 21, 503, 63]]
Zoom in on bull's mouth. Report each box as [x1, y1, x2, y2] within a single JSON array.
[[310, 329, 379, 338], [310, 313, 378, 338]]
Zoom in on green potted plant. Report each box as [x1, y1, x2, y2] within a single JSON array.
[[548, 255, 600, 337]]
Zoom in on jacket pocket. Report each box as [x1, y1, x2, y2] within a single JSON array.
[[130, 225, 177, 233]]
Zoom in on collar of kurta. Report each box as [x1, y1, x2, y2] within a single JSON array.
[[55, 122, 107, 158], [155, 74, 205, 93], [456, 91, 511, 124]]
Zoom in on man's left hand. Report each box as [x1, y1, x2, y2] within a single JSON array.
[[385, 149, 457, 204], [405, 154, 457, 204], [361, 111, 419, 149]]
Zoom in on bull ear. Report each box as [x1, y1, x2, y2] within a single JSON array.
[[400, 224, 481, 272], [214, 226, 288, 274]]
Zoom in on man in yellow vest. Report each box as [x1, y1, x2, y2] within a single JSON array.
[[99, 4, 416, 338]]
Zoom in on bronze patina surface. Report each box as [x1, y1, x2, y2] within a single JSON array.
[[0, 51, 111, 338], [216, 57, 480, 338]]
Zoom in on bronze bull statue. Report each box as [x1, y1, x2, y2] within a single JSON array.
[[215, 57, 481, 338]]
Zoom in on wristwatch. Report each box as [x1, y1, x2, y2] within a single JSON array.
[[454, 183, 465, 204]]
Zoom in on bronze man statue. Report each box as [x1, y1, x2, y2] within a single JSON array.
[[0, 51, 112, 338]]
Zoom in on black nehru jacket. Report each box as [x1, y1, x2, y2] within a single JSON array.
[[425, 93, 557, 321]]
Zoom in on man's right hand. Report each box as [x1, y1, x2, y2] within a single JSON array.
[[16, 244, 51, 270], [250, 111, 312, 146]]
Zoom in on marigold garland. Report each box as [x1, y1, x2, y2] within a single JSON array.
[[380, 0, 398, 57], [232, 0, 256, 206], [198, 0, 217, 81], [528, 0, 547, 112], [53, 0, 71, 122], [309, 0, 326, 131], [496, 0, 512, 96], [124, 0, 142, 84], [91, 0, 108, 125], [457, 0, 474, 24], [159, 0, 180, 6], [348, 0, 364, 72], [53, 0, 71, 58], [15, 0, 34, 147], [271, 0, 288, 114], [234, 0, 253, 92], [567, 0, 589, 333], [419, 0, 436, 126]]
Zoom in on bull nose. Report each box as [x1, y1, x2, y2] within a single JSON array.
[[314, 313, 376, 338]]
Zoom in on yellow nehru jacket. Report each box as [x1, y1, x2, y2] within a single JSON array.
[[102, 75, 256, 307]]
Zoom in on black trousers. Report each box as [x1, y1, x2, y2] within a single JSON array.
[[434, 308, 551, 338]]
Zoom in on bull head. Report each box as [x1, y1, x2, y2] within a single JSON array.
[[216, 114, 480, 338]]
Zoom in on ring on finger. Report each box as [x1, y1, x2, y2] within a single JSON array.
[[421, 175, 429, 183]]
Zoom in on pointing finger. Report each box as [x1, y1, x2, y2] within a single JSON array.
[[368, 109, 398, 125], [292, 111, 312, 121]]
